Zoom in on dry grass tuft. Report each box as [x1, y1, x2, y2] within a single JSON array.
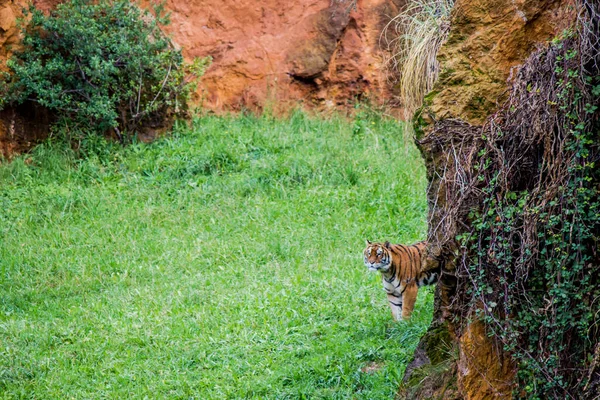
[[382, 0, 454, 120]]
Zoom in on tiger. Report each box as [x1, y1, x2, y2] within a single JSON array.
[[363, 240, 439, 321]]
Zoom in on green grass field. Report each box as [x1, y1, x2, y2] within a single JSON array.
[[0, 111, 431, 399]]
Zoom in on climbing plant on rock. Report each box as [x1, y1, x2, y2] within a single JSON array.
[[418, 1, 600, 397]]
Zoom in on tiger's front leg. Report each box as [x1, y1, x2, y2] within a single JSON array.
[[387, 293, 403, 321], [401, 283, 419, 320]]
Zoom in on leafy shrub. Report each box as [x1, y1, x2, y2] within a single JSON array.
[[1, 0, 210, 142]]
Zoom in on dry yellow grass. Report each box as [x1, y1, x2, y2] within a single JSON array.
[[382, 0, 454, 120]]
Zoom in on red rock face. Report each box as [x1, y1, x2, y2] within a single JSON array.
[[0, 0, 403, 155], [150, 0, 403, 111]]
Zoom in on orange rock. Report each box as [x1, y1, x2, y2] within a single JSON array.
[[144, 0, 402, 112], [0, 0, 25, 71], [0, 5, 15, 32], [428, 0, 573, 124], [457, 319, 516, 398]]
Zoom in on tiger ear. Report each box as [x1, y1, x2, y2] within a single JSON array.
[[384, 241, 391, 248], [366, 239, 372, 246]]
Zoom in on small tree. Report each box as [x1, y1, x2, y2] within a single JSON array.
[[1, 0, 209, 142]]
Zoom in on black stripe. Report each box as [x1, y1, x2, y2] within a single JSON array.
[[406, 247, 417, 272], [385, 265, 396, 282], [388, 264, 396, 275], [399, 286, 407, 295], [409, 244, 423, 279], [400, 244, 418, 280], [388, 301, 402, 307], [390, 245, 410, 280], [392, 244, 410, 257]]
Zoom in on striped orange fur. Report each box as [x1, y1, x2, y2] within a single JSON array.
[[363, 240, 438, 320]]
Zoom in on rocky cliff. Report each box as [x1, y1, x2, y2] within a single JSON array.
[[405, 0, 599, 398], [0, 0, 404, 156], [154, 0, 404, 111], [426, 0, 571, 125]]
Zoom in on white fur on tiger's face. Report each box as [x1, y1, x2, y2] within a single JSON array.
[[363, 241, 392, 272]]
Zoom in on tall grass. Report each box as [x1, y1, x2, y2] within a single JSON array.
[[0, 111, 431, 398], [382, 0, 454, 120]]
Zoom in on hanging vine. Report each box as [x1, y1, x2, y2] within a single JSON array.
[[418, 1, 600, 397]]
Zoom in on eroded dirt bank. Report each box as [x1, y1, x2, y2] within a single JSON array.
[[0, 0, 404, 156]]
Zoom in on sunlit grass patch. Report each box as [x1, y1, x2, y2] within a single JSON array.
[[0, 111, 431, 399]]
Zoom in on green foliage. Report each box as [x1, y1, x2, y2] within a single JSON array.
[[456, 30, 600, 398], [0, 112, 432, 398], [1, 0, 210, 142]]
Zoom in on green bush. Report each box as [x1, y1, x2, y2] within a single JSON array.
[[1, 0, 210, 142]]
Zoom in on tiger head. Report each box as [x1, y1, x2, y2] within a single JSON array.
[[363, 240, 392, 272]]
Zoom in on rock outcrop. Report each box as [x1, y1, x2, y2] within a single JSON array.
[[0, 0, 60, 156], [0, 0, 404, 156], [427, 0, 571, 125], [154, 0, 403, 111], [404, 0, 581, 398], [0, 0, 22, 156]]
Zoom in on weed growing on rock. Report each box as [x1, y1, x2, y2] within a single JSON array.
[[382, 0, 454, 119]]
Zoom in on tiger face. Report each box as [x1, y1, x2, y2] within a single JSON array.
[[363, 240, 392, 272]]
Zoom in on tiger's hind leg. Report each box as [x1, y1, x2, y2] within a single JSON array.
[[387, 293, 403, 321], [401, 283, 418, 320]]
